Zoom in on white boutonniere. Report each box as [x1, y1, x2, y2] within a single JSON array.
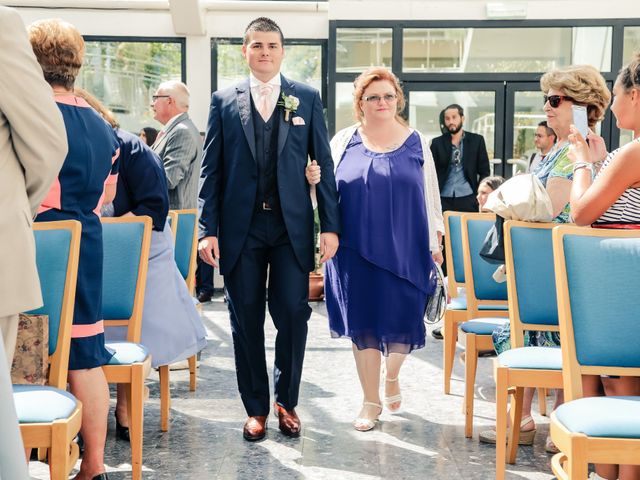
[[278, 93, 300, 122]]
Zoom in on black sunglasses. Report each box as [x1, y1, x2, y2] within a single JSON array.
[[544, 95, 573, 108]]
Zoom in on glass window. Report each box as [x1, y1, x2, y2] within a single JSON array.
[[512, 91, 546, 161], [623, 26, 640, 64], [403, 27, 612, 73], [336, 28, 392, 73], [78, 41, 183, 133], [335, 82, 356, 133], [215, 42, 323, 93], [408, 90, 496, 158]]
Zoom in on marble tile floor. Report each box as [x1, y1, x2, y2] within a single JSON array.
[[29, 296, 555, 479]]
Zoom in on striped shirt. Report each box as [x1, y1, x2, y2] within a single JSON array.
[[595, 137, 640, 224]]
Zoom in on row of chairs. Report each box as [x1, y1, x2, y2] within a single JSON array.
[[16, 209, 202, 480], [441, 212, 640, 479]]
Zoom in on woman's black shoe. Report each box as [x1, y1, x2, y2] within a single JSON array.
[[115, 412, 130, 442], [91, 473, 109, 480]]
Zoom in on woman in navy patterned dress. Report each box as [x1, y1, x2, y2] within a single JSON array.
[[29, 19, 118, 480]]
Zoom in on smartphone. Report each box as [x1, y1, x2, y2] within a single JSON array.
[[572, 105, 589, 139]]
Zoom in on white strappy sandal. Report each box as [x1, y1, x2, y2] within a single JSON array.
[[384, 376, 402, 413], [353, 402, 382, 432]]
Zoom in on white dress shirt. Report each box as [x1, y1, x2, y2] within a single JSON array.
[[249, 73, 281, 120]]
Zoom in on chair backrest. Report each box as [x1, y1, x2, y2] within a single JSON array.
[[504, 221, 558, 348], [28, 220, 81, 389], [444, 211, 466, 296], [101, 217, 152, 343], [553, 225, 640, 401], [169, 209, 198, 293], [461, 213, 508, 316]]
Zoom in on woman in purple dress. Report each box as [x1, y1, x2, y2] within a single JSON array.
[[309, 67, 444, 431], [29, 19, 118, 480]]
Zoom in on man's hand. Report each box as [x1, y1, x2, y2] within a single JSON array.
[[198, 236, 220, 268], [305, 160, 321, 185], [319, 232, 339, 263]]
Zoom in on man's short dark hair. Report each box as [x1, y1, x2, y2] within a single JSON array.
[[444, 103, 464, 117], [243, 17, 284, 46], [538, 120, 556, 139]]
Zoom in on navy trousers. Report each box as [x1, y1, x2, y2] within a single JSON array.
[[224, 208, 311, 416]]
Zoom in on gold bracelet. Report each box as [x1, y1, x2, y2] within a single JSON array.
[[572, 162, 592, 173]]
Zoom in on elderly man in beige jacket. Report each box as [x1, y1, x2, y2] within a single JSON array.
[[0, 6, 68, 479]]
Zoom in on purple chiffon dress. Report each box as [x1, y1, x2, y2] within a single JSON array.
[[325, 130, 436, 355]]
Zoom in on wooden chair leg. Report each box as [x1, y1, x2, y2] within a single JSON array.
[[129, 366, 145, 480], [49, 423, 66, 480], [443, 311, 457, 394], [159, 365, 170, 432], [188, 354, 197, 392], [37, 447, 47, 461], [507, 386, 524, 464], [537, 387, 547, 416], [464, 333, 479, 438], [495, 367, 509, 480], [567, 438, 589, 479]]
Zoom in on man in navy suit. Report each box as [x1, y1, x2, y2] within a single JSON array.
[[198, 17, 340, 441]]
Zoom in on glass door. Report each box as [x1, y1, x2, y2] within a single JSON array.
[[405, 82, 506, 175]]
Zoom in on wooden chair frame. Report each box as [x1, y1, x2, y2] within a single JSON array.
[[442, 212, 509, 395], [494, 221, 562, 480], [549, 225, 640, 480], [160, 209, 199, 432], [459, 213, 509, 438], [101, 216, 152, 480], [20, 220, 82, 480]]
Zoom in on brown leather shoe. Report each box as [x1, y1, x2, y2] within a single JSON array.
[[274, 403, 301, 437], [243, 416, 267, 441]]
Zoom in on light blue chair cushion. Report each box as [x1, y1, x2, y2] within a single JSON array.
[[555, 397, 640, 438], [498, 346, 562, 370], [13, 385, 77, 423], [106, 342, 149, 365], [174, 213, 196, 280], [460, 317, 508, 335], [447, 297, 509, 311]]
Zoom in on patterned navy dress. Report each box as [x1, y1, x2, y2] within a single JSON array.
[[325, 130, 436, 355], [35, 95, 119, 370]]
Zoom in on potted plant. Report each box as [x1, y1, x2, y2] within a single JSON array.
[[309, 208, 324, 301]]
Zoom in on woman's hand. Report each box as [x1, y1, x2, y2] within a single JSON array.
[[305, 160, 321, 185], [432, 250, 444, 266], [567, 125, 591, 164], [586, 130, 608, 163]]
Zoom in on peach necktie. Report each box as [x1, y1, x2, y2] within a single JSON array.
[[257, 83, 274, 122]]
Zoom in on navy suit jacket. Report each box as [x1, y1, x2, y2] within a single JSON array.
[[199, 75, 340, 275]]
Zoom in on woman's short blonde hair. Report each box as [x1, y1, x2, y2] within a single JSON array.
[[28, 19, 85, 89], [352, 67, 406, 123], [540, 65, 611, 128]]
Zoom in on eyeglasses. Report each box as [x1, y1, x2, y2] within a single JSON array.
[[152, 95, 170, 101], [362, 94, 397, 103], [543, 95, 573, 108], [452, 148, 461, 166]]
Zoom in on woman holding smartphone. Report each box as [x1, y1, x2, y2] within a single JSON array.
[[482, 64, 611, 451]]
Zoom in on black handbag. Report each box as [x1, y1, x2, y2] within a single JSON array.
[[479, 216, 505, 265]]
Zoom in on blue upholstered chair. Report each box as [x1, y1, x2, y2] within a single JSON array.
[[459, 213, 510, 438], [15, 220, 82, 480], [161, 209, 199, 432], [442, 212, 509, 394], [101, 217, 152, 480], [550, 225, 640, 479], [494, 221, 563, 480]]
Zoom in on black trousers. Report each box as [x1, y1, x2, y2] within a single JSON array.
[[224, 209, 311, 416], [440, 194, 479, 276], [196, 257, 214, 296]]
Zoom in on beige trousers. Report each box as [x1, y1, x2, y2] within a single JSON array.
[[0, 313, 29, 480]]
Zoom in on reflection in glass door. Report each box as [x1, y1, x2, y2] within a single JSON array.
[[406, 83, 505, 175], [505, 84, 545, 176]]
